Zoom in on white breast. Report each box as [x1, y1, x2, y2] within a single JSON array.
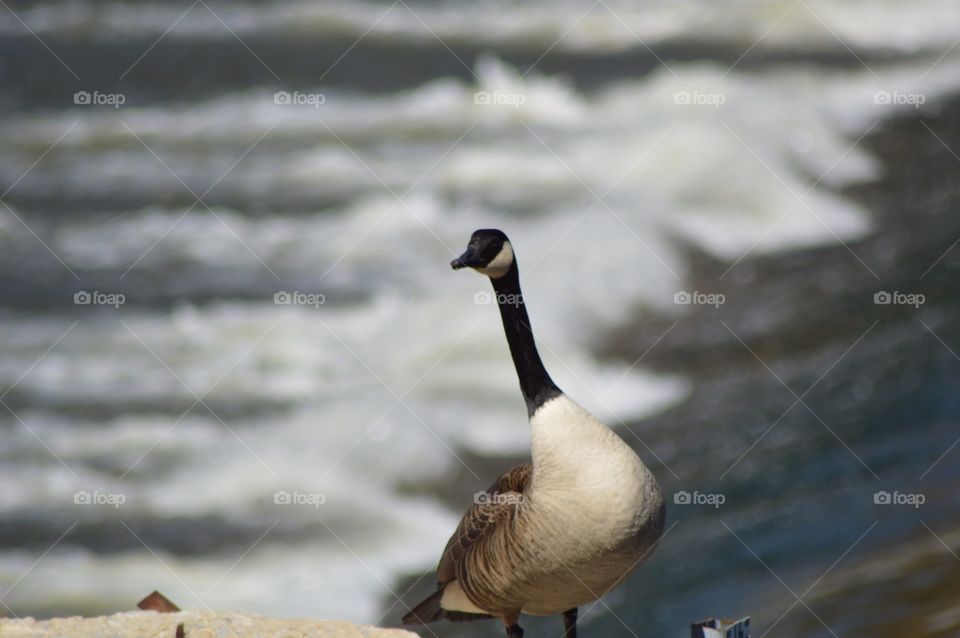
[[526, 395, 660, 549]]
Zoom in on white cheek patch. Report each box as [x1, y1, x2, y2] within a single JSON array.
[[476, 242, 514, 278]]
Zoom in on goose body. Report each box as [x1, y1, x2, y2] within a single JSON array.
[[403, 229, 665, 637]]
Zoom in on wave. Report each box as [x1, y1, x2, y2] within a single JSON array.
[[6, 0, 960, 55]]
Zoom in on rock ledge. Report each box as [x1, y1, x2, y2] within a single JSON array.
[[0, 610, 417, 638]]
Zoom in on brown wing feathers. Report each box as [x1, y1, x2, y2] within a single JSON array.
[[402, 463, 532, 625], [438, 463, 531, 583]]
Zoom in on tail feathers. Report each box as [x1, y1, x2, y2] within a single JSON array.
[[402, 588, 492, 625], [402, 589, 444, 625], [444, 610, 493, 622]]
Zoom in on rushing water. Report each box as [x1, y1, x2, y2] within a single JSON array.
[[1, 1, 959, 636]]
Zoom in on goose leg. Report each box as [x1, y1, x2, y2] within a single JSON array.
[[503, 612, 524, 638], [505, 623, 524, 637], [562, 607, 578, 638]]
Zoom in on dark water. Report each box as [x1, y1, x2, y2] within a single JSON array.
[[608, 97, 960, 637]]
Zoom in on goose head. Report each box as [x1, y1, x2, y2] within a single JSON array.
[[450, 228, 514, 279]]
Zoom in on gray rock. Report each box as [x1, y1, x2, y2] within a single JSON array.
[[0, 610, 418, 638]]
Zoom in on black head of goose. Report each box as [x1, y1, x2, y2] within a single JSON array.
[[403, 229, 665, 638]]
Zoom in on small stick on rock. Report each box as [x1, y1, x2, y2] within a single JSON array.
[[137, 591, 181, 613]]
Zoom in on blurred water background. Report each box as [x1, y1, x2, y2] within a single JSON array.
[[1, 1, 959, 636]]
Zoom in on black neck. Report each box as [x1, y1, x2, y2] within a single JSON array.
[[490, 262, 561, 416]]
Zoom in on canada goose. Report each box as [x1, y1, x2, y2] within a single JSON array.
[[402, 229, 665, 638]]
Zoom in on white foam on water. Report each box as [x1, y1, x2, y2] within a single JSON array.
[[0, 533, 449, 622], [4, 55, 952, 277]]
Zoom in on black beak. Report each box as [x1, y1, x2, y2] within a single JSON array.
[[451, 247, 485, 270]]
